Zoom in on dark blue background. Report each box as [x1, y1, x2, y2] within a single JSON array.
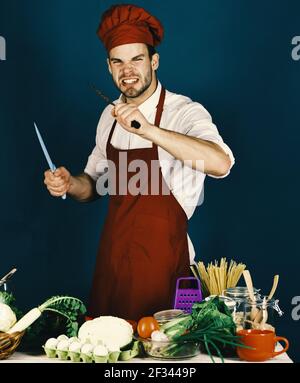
[[1, 0, 299, 361]]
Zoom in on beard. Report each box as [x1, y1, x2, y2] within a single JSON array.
[[114, 69, 153, 99]]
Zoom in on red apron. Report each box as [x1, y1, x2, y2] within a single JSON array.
[[88, 87, 191, 321]]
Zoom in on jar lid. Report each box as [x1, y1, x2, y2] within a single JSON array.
[[224, 287, 260, 298]]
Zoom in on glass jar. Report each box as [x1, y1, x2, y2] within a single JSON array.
[[242, 297, 283, 332], [224, 287, 261, 304], [153, 309, 186, 326], [223, 287, 261, 331]]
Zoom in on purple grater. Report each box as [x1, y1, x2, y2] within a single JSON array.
[[173, 277, 203, 313]]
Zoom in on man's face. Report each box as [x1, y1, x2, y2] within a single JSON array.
[[107, 43, 159, 98]]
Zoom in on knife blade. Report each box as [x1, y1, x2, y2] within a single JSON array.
[[90, 84, 141, 129], [34, 122, 66, 200], [0, 268, 17, 287]]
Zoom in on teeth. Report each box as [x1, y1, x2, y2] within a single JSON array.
[[123, 79, 138, 84]]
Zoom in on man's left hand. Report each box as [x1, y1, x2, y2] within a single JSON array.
[[112, 103, 152, 135]]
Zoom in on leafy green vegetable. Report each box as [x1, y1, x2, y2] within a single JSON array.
[[0, 291, 15, 306], [16, 295, 86, 352], [160, 315, 192, 338], [38, 296, 86, 336], [160, 297, 248, 362]]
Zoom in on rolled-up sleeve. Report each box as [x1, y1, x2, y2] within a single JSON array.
[[181, 101, 235, 178], [84, 112, 109, 181]]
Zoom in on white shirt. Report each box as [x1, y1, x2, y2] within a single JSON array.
[[84, 81, 235, 263]]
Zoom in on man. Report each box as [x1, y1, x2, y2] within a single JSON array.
[[44, 4, 235, 320]]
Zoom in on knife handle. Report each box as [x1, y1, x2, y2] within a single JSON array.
[[131, 120, 141, 129], [51, 165, 67, 201]]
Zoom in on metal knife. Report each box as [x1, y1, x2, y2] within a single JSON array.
[[90, 84, 141, 129], [0, 268, 17, 287], [34, 122, 66, 200]]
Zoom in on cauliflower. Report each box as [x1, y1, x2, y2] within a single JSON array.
[[0, 303, 17, 332], [78, 316, 133, 349]]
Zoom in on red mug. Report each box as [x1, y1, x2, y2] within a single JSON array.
[[237, 329, 289, 362]]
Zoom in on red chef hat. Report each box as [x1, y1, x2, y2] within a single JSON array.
[[97, 4, 164, 52]]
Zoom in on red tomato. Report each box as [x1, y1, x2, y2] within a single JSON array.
[[137, 317, 160, 338], [126, 319, 138, 333], [85, 316, 94, 321]]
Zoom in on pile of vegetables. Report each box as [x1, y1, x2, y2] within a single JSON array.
[[136, 297, 248, 363], [0, 291, 86, 352], [161, 297, 244, 362], [1, 290, 140, 362], [1, 290, 248, 362]]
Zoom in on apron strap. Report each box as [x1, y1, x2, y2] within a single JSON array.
[[107, 119, 117, 146], [154, 87, 166, 127], [107, 86, 166, 148]]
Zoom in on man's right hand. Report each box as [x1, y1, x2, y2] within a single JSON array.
[[44, 166, 72, 198]]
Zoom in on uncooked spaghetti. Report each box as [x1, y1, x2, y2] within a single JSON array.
[[191, 258, 246, 296]]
